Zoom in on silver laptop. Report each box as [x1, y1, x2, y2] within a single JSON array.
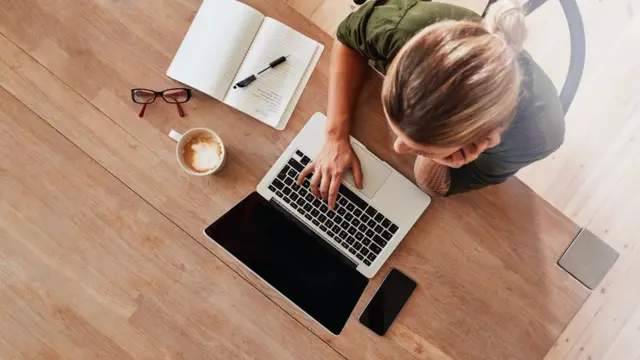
[[257, 113, 431, 278]]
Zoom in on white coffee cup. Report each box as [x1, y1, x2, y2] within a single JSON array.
[[169, 128, 226, 176]]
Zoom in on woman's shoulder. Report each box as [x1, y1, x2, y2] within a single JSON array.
[[337, 0, 482, 72], [493, 52, 566, 162], [356, 0, 482, 38], [398, 1, 482, 32]]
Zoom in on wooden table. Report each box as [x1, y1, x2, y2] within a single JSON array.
[[0, 0, 588, 359]]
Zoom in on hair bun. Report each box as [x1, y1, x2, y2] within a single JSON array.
[[483, 0, 527, 52]]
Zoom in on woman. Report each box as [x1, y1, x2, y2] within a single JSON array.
[[298, 0, 565, 209]]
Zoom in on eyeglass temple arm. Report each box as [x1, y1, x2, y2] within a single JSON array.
[[138, 103, 147, 118], [176, 102, 185, 117]]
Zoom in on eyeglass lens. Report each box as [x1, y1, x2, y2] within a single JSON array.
[[162, 89, 189, 104], [132, 89, 157, 104]]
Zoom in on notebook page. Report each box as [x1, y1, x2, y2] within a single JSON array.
[[275, 43, 323, 130], [222, 18, 319, 127], [167, 0, 264, 100]]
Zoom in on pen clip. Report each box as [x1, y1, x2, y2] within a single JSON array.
[[233, 75, 257, 89]]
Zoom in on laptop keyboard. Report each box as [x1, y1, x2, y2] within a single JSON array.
[[268, 149, 399, 267]]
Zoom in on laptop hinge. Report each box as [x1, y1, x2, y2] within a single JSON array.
[[268, 197, 359, 269]]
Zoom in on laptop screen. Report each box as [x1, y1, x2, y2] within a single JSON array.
[[204, 192, 368, 335]]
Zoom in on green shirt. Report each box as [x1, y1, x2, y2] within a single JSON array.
[[337, 0, 565, 195]]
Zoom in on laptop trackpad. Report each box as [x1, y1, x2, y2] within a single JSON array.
[[343, 142, 391, 199]]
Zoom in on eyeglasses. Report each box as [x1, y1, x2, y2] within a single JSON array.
[[131, 88, 192, 118]]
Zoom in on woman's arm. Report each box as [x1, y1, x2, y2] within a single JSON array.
[[297, 39, 368, 209], [325, 39, 368, 140]]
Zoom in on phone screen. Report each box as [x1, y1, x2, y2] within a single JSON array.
[[359, 268, 417, 335]]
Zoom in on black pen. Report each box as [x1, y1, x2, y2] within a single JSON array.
[[233, 55, 290, 89]]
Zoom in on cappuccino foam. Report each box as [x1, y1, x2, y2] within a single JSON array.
[[183, 135, 223, 173]]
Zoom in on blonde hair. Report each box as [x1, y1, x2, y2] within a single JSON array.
[[382, 0, 527, 147]]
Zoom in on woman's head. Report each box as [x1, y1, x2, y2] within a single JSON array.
[[382, 0, 527, 158]]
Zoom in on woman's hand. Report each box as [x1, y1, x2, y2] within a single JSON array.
[[297, 138, 363, 209], [297, 40, 367, 209], [432, 132, 501, 168]]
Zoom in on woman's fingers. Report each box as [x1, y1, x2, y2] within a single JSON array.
[[327, 176, 342, 210], [351, 156, 363, 189], [433, 150, 464, 168], [459, 147, 468, 163], [452, 150, 465, 168], [432, 136, 499, 170], [487, 132, 501, 148], [431, 156, 452, 167], [297, 162, 315, 185], [309, 169, 323, 197], [462, 140, 489, 163], [319, 169, 331, 199], [469, 139, 492, 159]]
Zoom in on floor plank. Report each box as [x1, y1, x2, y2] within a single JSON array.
[[520, 1, 640, 359]]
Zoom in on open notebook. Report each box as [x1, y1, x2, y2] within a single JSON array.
[[167, 0, 324, 130]]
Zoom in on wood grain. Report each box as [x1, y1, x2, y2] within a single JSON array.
[[0, 0, 587, 359], [0, 86, 342, 360], [516, 0, 640, 358]]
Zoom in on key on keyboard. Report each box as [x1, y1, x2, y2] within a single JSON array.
[[288, 158, 304, 172]]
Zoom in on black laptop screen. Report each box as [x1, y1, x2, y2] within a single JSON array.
[[204, 192, 368, 335]]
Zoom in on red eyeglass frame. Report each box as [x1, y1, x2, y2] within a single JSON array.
[[131, 88, 192, 118]]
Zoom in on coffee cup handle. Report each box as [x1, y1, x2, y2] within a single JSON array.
[[169, 129, 183, 142]]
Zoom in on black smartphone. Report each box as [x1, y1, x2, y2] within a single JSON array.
[[359, 268, 417, 335]]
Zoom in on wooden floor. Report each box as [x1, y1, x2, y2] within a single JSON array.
[[291, 0, 640, 359], [0, 0, 633, 359], [521, 1, 640, 359]]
